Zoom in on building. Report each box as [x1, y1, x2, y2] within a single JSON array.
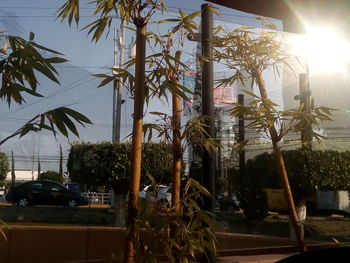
[[6, 169, 39, 182]]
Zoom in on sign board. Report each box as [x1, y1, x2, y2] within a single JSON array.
[[214, 86, 237, 104]]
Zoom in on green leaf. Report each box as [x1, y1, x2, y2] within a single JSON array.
[[29, 32, 35, 41], [59, 107, 92, 125], [44, 57, 68, 64], [31, 61, 60, 84], [56, 0, 80, 26]]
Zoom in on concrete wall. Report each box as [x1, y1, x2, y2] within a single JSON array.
[[0, 226, 297, 263], [0, 226, 125, 263]]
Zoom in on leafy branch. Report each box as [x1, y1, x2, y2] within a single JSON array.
[[143, 113, 220, 154], [0, 33, 67, 106], [0, 107, 92, 145]]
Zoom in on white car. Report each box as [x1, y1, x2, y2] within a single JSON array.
[[139, 185, 172, 204], [156, 186, 172, 204], [138, 186, 148, 199]]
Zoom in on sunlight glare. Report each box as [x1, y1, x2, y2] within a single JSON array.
[[288, 26, 350, 73]]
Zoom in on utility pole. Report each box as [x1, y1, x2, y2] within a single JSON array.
[[299, 72, 312, 149], [112, 20, 127, 228], [238, 94, 245, 178], [201, 4, 215, 213], [112, 20, 126, 143]]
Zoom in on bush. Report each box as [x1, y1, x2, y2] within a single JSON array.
[[0, 152, 9, 184], [233, 149, 350, 220], [37, 171, 63, 183], [67, 142, 175, 193]]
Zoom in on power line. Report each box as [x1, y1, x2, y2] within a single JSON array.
[[0, 62, 113, 117], [0, 5, 260, 21]]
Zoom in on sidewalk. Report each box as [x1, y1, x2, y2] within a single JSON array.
[[217, 253, 293, 263]]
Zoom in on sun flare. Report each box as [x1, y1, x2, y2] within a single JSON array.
[[287, 26, 350, 73]]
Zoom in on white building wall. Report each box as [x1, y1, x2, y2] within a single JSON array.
[[6, 170, 39, 182]]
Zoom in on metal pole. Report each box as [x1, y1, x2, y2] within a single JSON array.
[[201, 3, 215, 213], [112, 21, 126, 143], [112, 26, 117, 142], [115, 20, 126, 143], [238, 94, 245, 177], [299, 72, 312, 149]]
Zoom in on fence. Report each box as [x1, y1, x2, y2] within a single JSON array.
[[81, 192, 111, 205]]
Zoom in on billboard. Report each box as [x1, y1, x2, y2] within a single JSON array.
[[214, 86, 237, 104]]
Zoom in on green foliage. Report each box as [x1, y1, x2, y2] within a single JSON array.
[[213, 22, 333, 144], [11, 151, 15, 186], [229, 91, 333, 143], [233, 153, 271, 220], [67, 142, 173, 191], [1, 33, 66, 106], [234, 149, 350, 219], [0, 152, 9, 183], [37, 170, 63, 184], [59, 145, 63, 177], [94, 8, 201, 107], [143, 114, 220, 155], [133, 178, 217, 263], [0, 32, 92, 145], [57, 0, 167, 34]]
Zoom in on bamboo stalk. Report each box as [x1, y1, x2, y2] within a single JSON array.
[[172, 92, 182, 213], [254, 69, 306, 253], [125, 24, 147, 263]]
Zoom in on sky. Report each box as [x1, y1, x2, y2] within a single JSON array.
[[0, 0, 284, 172]]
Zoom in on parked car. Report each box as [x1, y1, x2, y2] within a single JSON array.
[[5, 180, 88, 208], [217, 194, 240, 212], [139, 185, 172, 205], [139, 185, 151, 199], [65, 183, 81, 193], [156, 186, 172, 205]]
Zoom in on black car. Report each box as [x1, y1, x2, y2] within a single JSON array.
[[5, 180, 88, 207]]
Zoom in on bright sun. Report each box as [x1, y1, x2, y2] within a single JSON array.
[[287, 26, 350, 73]]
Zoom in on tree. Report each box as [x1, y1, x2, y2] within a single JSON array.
[[0, 32, 92, 146], [67, 142, 174, 190], [57, 1, 218, 261], [213, 22, 333, 251], [236, 149, 350, 214], [11, 151, 15, 186], [37, 158, 41, 177], [258, 150, 350, 192], [0, 152, 9, 183], [59, 145, 63, 179], [37, 170, 63, 184]]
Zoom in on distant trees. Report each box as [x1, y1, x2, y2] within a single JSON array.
[[67, 142, 174, 192], [37, 170, 63, 184], [0, 152, 9, 183], [234, 149, 350, 219]]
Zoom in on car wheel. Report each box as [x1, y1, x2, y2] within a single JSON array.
[[17, 198, 29, 207], [67, 199, 77, 208]]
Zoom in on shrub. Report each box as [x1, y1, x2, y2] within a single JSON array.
[[67, 142, 174, 193], [0, 152, 9, 184], [38, 170, 63, 183], [233, 149, 350, 220]]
